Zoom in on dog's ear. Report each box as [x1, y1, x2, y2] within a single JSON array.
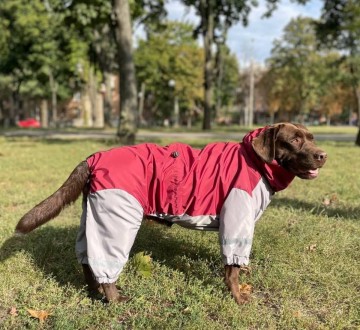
[[292, 123, 308, 131], [252, 125, 281, 163]]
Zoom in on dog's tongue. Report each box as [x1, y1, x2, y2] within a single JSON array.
[[307, 168, 319, 177]]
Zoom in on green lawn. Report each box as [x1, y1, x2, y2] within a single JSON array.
[[0, 135, 359, 329]]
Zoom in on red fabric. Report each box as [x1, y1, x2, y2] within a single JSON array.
[[86, 127, 295, 216], [242, 127, 295, 192]]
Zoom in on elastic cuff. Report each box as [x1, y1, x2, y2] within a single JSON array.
[[222, 255, 249, 266], [95, 276, 118, 284]]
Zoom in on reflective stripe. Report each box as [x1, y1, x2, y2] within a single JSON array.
[[219, 177, 272, 265]]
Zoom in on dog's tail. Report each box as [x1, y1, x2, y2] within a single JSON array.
[[15, 161, 90, 234]]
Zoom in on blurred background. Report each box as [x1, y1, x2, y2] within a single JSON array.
[[0, 0, 359, 142]]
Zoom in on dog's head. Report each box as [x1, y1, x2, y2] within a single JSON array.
[[252, 123, 327, 180]]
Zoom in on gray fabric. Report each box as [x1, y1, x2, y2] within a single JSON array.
[[148, 213, 220, 231], [75, 177, 272, 284], [219, 177, 272, 265], [75, 189, 143, 284], [174, 214, 219, 231]]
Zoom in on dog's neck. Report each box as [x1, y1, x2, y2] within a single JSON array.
[[242, 128, 295, 192]]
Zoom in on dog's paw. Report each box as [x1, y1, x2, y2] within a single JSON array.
[[235, 293, 251, 305], [116, 295, 131, 303]]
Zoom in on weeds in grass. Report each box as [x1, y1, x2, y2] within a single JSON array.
[[0, 136, 359, 329]]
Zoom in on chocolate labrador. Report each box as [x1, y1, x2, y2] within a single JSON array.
[[15, 123, 327, 305]]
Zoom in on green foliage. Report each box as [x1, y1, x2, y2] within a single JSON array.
[[135, 21, 204, 122], [215, 46, 240, 109], [182, 0, 258, 34], [131, 252, 153, 277], [316, 0, 360, 52], [265, 17, 344, 118], [270, 17, 319, 109], [0, 0, 88, 101], [316, 0, 360, 143], [130, 0, 166, 26]]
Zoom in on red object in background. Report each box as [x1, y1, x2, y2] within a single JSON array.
[[17, 118, 41, 128]]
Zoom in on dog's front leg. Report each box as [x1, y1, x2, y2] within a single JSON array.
[[82, 264, 129, 303], [101, 283, 130, 303], [224, 265, 250, 305]]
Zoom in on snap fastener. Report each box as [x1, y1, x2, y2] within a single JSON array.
[[171, 151, 179, 158]]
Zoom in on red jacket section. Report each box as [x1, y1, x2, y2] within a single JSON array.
[[86, 127, 295, 216]]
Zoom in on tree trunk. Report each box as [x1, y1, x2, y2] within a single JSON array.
[[49, 70, 57, 126], [138, 82, 145, 126], [113, 0, 138, 144], [248, 59, 255, 127], [40, 99, 48, 128], [201, 0, 214, 130], [355, 87, 360, 146], [103, 72, 113, 127], [214, 45, 223, 120], [82, 92, 93, 127], [214, 23, 229, 122]]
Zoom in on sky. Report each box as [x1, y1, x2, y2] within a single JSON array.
[[164, 0, 323, 66]]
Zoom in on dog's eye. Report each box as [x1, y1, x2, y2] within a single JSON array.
[[291, 137, 301, 144]]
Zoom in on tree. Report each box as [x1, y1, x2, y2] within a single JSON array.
[[263, 17, 352, 123], [214, 46, 240, 120], [315, 0, 360, 144], [111, 0, 138, 143], [135, 21, 204, 125], [61, 0, 165, 141], [266, 17, 323, 121], [0, 0, 85, 127], [180, 0, 309, 130], [181, 0, 258, 129]]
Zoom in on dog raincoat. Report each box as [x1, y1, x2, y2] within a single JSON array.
[[76, 127, 295, 284]]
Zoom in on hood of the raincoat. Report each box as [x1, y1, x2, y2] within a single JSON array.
[[242, 126, 295, 192]]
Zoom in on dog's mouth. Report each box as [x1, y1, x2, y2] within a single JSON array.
[[296, 168, 320, 180]]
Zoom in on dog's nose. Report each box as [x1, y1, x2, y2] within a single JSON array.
[[315, 152, 327, 161]]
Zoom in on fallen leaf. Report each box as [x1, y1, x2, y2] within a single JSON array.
[[239, 283, 253, 295], [322, 198, 331, 206], [27, 309, 51, 322], [8, 307, 18, 316], [132, 252, 153, 278], [322, 194, 338, 206], [293, 310, 302, 318], [183, 307, 191, 314], [306, 244, 317, 252]]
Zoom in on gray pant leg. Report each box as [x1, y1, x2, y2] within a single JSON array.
[[76, 189, 143, 284], [75, 198, 88, 264]]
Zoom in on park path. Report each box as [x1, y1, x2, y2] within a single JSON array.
[[1, 129, 357, 142]]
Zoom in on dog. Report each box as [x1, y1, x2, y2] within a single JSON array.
[[15, 123, 327, 305]]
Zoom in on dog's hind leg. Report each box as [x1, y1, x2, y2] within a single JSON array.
[[224, 265, 250, 305], [82, 264, 104, 295], [83, 190, 143, 303]]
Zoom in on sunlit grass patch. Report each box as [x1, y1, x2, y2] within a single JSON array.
[[0, 136, 359, 329]]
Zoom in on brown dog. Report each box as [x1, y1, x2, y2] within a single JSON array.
[[15, 123, 327, 305]]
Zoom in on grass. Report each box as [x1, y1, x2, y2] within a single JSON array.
[[0, 134, 359, 329]]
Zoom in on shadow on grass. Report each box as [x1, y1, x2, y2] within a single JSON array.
[[0, 222, 218, 290], [272, 197, 360, 221]]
